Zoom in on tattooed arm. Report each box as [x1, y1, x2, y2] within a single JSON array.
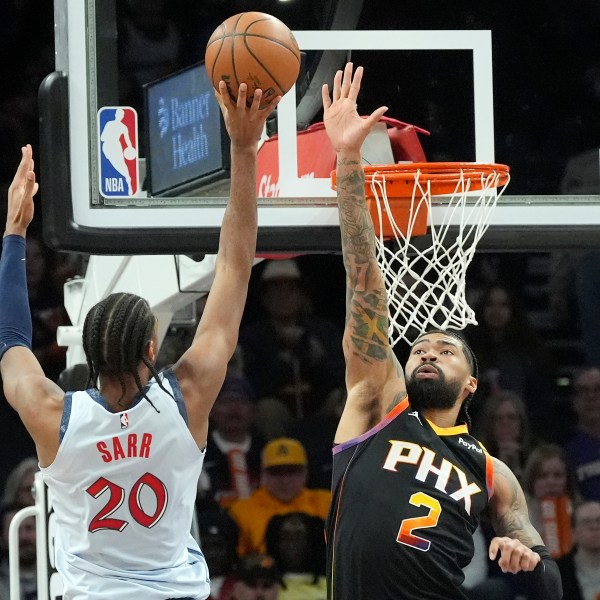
[[488, 458, 543, 573], [322, 63, 406, 442]]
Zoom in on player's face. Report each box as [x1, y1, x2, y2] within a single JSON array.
[[405, 333, 476, 411]]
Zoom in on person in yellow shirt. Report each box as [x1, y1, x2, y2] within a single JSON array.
[[227, 438, 330, 556]]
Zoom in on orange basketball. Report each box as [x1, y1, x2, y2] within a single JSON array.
[[205, 12, 301, 109]]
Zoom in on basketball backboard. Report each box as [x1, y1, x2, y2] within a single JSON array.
[[41, 0, 600, 254]]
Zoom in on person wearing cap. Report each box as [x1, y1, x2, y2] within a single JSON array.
[[238, 259, 345, 437], [204, 373, 266, 508], [227, 438, 330, 556], [231, 554, 283, 600]]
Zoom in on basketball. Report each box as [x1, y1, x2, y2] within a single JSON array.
[[205, 12, 301, 109]]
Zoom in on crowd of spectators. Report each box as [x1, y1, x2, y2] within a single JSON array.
[[1, 1, 600, 599]]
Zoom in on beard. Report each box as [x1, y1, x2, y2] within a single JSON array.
[[406, 367, 463, 411]]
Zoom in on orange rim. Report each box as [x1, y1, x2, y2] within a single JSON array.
[[332, 162, 510, 198]]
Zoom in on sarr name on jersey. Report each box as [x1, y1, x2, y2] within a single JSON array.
[[97, 433, 152, 463]]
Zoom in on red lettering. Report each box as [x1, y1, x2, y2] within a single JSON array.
[[97, 434, 152, 462], [97, 441, 112, 463], [112, 437, 126, 461], [140, 433, 152, 458], [127, 433, 138, 458]]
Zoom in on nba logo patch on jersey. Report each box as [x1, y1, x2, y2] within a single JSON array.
[[120, 412, 129, 430], [98, 106, 139, 197]]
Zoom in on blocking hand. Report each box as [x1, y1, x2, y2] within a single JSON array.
[[6, 145, 39, 237], [322, 62, 388, 154]]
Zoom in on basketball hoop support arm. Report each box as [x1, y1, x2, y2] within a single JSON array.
[[57, 254, 224, 366]]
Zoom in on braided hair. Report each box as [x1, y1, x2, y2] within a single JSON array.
[[411, 328, 479, 429], [82, 292, 168, 408]]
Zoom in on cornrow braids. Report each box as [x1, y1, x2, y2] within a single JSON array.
[[82, 292, 172, 409]]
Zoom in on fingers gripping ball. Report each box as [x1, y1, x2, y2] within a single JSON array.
[[205, 12, 301, 108]]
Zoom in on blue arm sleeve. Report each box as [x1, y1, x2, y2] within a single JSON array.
[[0, 235, 32, 360]]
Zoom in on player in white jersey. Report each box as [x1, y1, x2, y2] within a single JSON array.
[[0, 81, 279, 600]]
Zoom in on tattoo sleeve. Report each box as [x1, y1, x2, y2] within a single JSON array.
[[490, 459, 544, 547], [337, 157, 390, 365]]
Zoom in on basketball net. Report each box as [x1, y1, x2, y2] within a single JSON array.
[[367, 164, 510, 346]]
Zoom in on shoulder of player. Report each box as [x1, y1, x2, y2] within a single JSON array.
[[489, 456, 522, 506]]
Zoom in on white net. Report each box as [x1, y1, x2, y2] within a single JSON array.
[[368, 165, 510, 346]]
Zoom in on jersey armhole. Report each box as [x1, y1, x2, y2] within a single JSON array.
[[59, 392, 73, 444], [161, 368, 189, 424], [484, 451, 494, 499]]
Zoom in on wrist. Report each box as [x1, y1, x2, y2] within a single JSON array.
[[230, 142, 259, 155], [337, 150, 362, 163], [4, 228, 27, 238]]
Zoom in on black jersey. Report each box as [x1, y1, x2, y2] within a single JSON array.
[[326, 397, 493, 600]]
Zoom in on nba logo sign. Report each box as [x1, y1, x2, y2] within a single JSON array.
[[120, 413, 129, 430], [98, 106, 139, 197]]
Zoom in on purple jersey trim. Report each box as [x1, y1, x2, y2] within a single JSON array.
[[333, 396, 409, 455]]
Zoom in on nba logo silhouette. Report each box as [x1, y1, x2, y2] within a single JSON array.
[[98, 106, 139, 197], [120, 412, 129, 430]]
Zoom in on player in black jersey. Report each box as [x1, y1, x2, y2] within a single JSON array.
[[320, 63, 562, 600]]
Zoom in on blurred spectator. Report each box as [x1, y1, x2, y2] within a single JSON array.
[[563, 367, 600, 500], [230, 554, 283, 600], [2, 457, 38, 507], [461, 525, 512, 600], [465, 283, 558, 435], [227, 438, 330, 556], [287, 388, 346, 489], [265, 512, 326, 600], [472, 390, 533, 481], [26, 235, 69, 382], [205, 374, 266, 508], [239, 260, 345, 437], [56, 363, 90, 392], [0, 502, 37, 600], [198, 504, 240, 600], [557, 500, 600, 600], [522, 444, 577, 559]]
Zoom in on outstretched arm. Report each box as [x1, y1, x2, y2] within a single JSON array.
[[322, 63, 405, 443], [0, 146, 65, 466], [488, 457, 562, 599], [174, 83, 279, 447]]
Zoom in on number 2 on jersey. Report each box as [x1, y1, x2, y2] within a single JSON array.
[[86, 473, 168, 532], [397, 492, 441, 551]]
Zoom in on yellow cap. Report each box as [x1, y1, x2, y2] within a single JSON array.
[[262, 438, 307, 468]]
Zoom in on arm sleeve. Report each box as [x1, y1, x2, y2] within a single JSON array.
[[525, 545, 563, 600], [0, 235, 32, 360]]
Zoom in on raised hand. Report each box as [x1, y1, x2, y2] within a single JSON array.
[[322, 62, 388, 154], [6, 145, 39, 237], [214, 81, 280, 151]]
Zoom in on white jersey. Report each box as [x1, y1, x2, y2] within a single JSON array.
[[41, 369, 210, 600]]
